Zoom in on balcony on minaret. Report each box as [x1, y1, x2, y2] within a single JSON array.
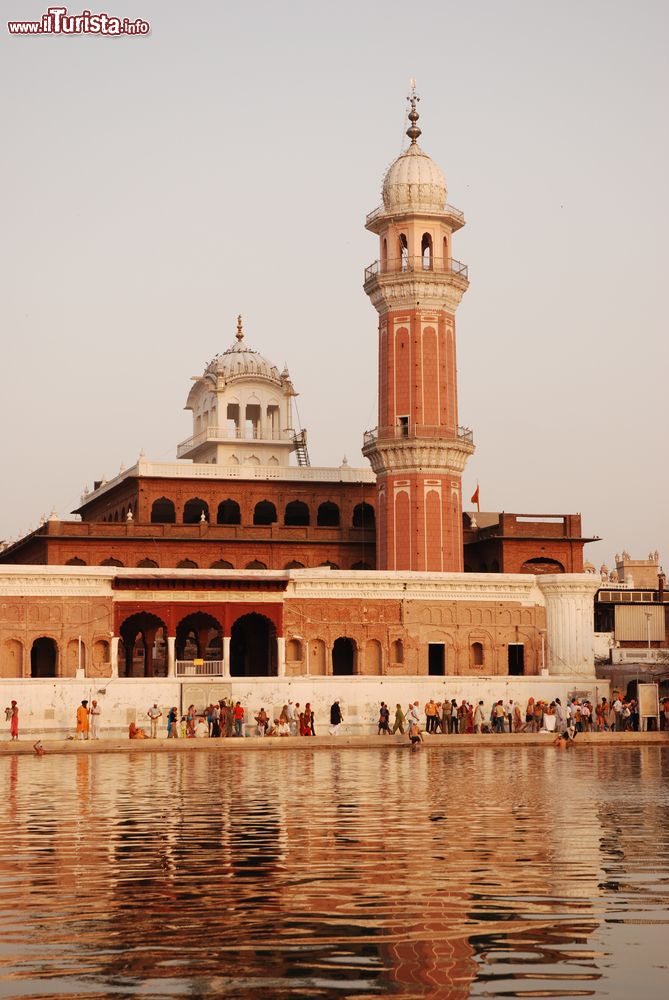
[[364, 254, 468, 286], [363, 424, 474, 448]]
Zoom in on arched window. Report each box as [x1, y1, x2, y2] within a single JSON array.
[[399, 233, 408, 271], [443, 235, 449, 268], [177, 559, 198, 569], [392, 638, 404, 664], [319, 561, 339, 570], [421, 232, 432, 270], [317, 501, 340, 527], [471, 642, 484, 666], [137, 558, 158, 568], [284, 500, 310, 526], [381, 236, 388, 271], [211, 559, 233, 569], [100, 558, 123, 567], [351, 561, 372, 570], [286, 638, 303, 662], [113, 511, 119, 522], [183, 498, 209, 524], [66, 557, 86, 566], [353, 502, 375, 529], [285, 560, 305, 569], [151, 497, 175, 524], [217, 499, 241, 525], [253, 500, 277, 526], [246, 560, 267, 569]]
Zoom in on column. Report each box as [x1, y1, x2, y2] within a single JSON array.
[[223, 636, 231, 678], [538, 575, 599, 677], [277, 636, 286, 678], [110, 637, 119, 678], [167, 636, 176, 678]]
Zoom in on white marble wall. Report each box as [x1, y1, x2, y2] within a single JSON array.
[[0, 673, 609, 739]]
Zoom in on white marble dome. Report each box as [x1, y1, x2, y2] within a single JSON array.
[[205, 321, 282, 384], [382, 143, 447, 214]]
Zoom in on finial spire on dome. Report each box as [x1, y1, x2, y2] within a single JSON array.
[[406, 78, 421, 145], [236, 314, 244, 342]]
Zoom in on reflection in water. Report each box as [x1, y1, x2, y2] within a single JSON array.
[[0, 747, 668, 998]]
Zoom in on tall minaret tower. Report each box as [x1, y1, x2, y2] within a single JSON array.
[[362, 87, 474, 572]]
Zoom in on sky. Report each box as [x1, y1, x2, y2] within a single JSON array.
[[1, 0, 667, 569]]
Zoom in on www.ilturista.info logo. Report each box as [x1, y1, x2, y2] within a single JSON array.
[[7, 7, 150, 35]]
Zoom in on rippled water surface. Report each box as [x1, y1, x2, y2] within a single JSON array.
[[1, 745, 668, 999]]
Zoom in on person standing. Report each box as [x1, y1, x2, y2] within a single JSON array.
[[392, 703, 405, 735], [473, 700, 486, 734], [255, 707, 269, 736], [408, 701, 421, 732], [233, 701, 244, 737], [378, 702, 391, 735], [450, 699, 459, 734], [425, 699, 438, 734], [9, 701, 18, 741], [89, 700, 101, 740], [224, 700, 234, 738], [304, 702, 315, 736], [167, 706, 178, 738], [76, 700, 90, 740], [505, 700, 515, 734], [329, 699, 343, 735], [286, 700, 297, 736], [147, 703, 162, 739], [186, 704, 196, 738]]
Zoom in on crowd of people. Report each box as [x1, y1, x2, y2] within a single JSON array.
[[4, 693, 669, 742], [376, 695, 660, 737]]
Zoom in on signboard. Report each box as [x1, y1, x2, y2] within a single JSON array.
[[181, 683, 232, 713], [638, 682, 659, 720]]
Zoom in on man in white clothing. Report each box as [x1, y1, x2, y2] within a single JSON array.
[[147, 703, 162, 739], [89, 700, 101, 740]]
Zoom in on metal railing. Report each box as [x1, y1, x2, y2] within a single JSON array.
[[365, 203, 465, 228], [363, 424, 474, 446], [175, 659, 224, 676], [177, 425, 291, 457], [364, 256, 468, 282]]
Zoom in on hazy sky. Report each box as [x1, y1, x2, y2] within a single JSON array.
[[2, 0, 667, 568]]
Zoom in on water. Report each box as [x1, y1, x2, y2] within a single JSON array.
[[0, 745, 668, 999]]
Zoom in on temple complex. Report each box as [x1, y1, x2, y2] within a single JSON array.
[[0, 90, 601, 731]]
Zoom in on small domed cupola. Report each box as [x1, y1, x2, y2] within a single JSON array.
[[177, 315, 305, 468]]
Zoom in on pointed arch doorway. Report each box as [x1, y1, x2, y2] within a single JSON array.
[[230, 613, 277, 677]]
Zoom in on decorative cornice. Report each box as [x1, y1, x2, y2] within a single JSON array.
[[362, 437, 475, 475], [364, 273, 468, 315]]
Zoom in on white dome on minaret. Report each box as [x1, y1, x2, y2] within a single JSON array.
[[381, 91, 447, 213], [383, 146, 447, 213]]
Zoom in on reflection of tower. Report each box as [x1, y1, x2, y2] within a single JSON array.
[[362, 87, 474, 571]]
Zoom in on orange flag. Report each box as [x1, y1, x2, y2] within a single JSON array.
[[470, 484, 480, 512]]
